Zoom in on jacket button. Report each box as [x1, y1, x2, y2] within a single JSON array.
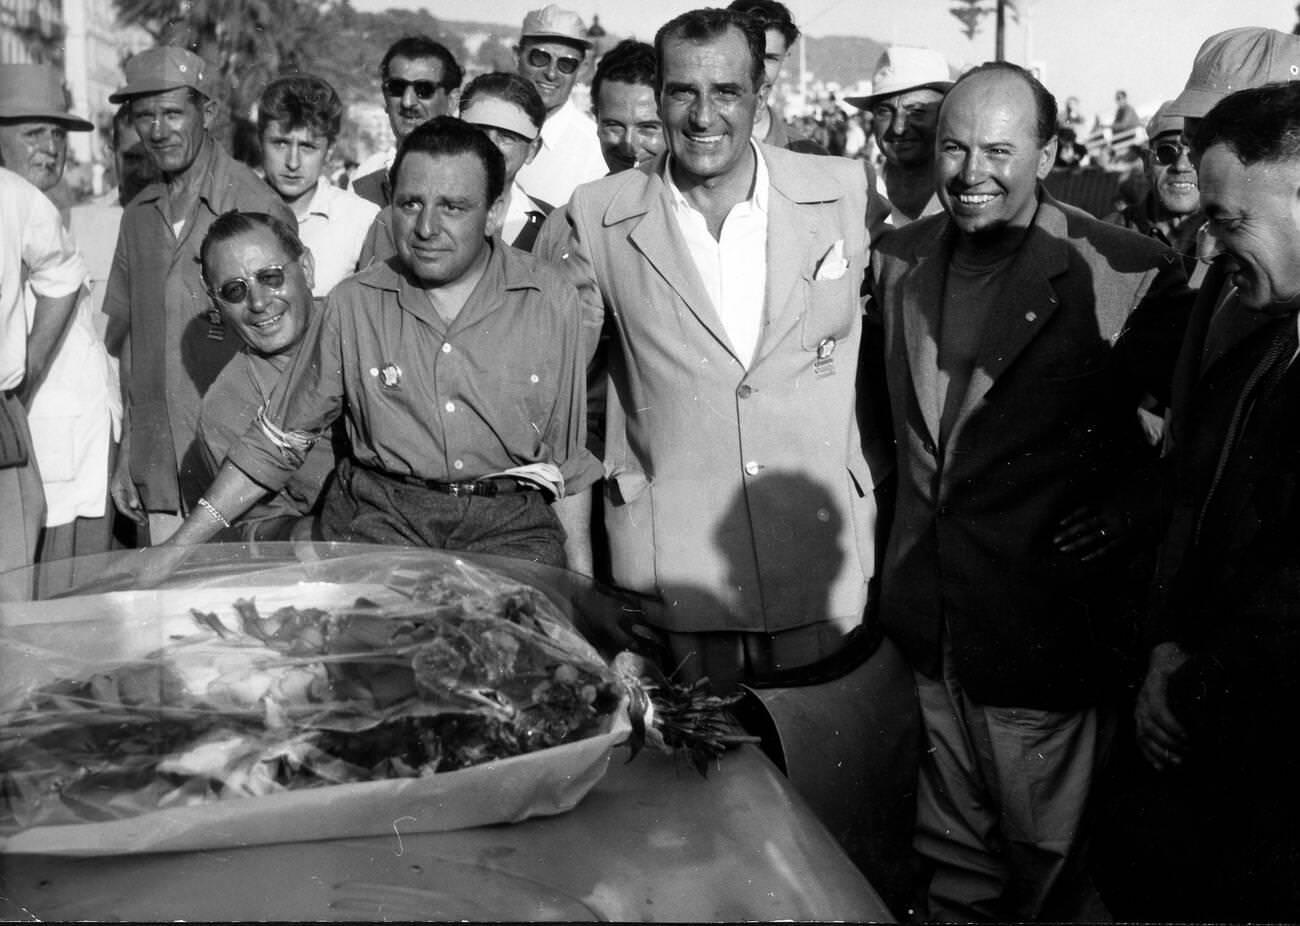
[[744, 461, 761, 476], [737, 384, 753, 398], [922, 437, 937, 456], [937, 505, 951, 517]]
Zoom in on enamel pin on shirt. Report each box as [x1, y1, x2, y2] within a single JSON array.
[[814, 337, 836, 377], [378, 362, 402, 389]]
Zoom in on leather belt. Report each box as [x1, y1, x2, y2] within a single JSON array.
[[388, 473, 534, 497]]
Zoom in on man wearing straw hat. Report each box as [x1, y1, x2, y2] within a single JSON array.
[[845, 45, 952, 227], [102, 46, 292, 544], [0, 64, 120, 578]]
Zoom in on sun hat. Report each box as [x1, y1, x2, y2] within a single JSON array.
[[460, 98, 540, 141], [109, 46, 212, 104], [844, 46, 953, 111], [519, 5, 592, 50], [1167, 27, 1300, 119], [0, 64, 93, 130]]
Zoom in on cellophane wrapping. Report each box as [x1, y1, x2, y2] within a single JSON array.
[[0, 549, 630, 855]]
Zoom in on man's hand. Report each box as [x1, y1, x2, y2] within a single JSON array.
[[1136, 641, 1191, 771], [109, 453, 146, 525], [1053, 504, 1128, 561]]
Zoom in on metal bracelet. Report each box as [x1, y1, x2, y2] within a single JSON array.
[[197, 496, 231, 529]]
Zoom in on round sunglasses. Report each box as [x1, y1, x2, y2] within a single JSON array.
[[211, 260, 297, 304]]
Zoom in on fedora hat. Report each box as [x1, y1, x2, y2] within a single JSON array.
[[0, 64, 93, 130], [845, 46, 953, 111]]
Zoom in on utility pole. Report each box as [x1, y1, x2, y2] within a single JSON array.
[[949, 0, 1017, 61]]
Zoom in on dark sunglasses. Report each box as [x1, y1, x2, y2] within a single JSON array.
[[212, 261, 295, 304], [382, 78, 444, 101], [525, 47, 581, 75], [1153, 140, 1192, 166]]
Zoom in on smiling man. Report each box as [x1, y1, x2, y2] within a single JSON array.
[[557, 9, 918, 912], [156, 117, 600, 570], [846, 45, 952, 226], [512, 4, 606, 206], [1128, 81, 1300, 921], [194, 212, 333, 540], [103, 47, 294, 544], [257, 75, 379, 296], [1105, 102, 1204, 268], [870, 61, 1193, 921]]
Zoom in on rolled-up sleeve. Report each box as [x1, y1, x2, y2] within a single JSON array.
[[227, 298, 345, 490]]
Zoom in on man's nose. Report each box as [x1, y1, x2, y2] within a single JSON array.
[[401, 86, 420, 110], [888, 110, 908, 136], [285, 143, 300, 169]]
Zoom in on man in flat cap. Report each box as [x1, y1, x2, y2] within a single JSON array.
[[513, 4, 607, 206], [0, 63, 120, 580], [103, 46, 294, 544], [847, 46, 952, 227]]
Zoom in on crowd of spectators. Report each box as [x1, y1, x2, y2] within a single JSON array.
[[6, 3, 1300, 922]]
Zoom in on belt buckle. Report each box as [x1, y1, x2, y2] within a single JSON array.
[[445, 482, 466, 497]]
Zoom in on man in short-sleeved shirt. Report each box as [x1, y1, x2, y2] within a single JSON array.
[[103, 47, 294, 540], [0, 167, 83, 586], [152, 118, 599, 573]]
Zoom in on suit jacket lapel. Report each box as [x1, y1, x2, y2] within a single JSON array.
[[754, 176, 821, 366], [618, 163, 738, 362], [899, 228, 949, 446]]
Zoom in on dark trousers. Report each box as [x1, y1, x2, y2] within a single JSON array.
[[319, 458, 567, 567]]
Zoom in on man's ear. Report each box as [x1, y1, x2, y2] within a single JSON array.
[[200, 94, 219, 130], [485, 192, 506, 237], [525, 136, 541, 166], [1037, 136, 1059, 180], [300, 247, 316, 292]]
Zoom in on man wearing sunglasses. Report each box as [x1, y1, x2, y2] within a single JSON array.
[[513, 4, 606, 207], [352, 35, 462, 208], [103, 47, 294, 545], [144, 118, 599, 575], [194, 212, 334, 541], [1104, 103, 1204, 271]]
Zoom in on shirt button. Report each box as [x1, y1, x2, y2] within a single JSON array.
[[453, 459, 464, 470], [441, 342, 452, 354], [744, 461, 761, 476], [737, 384, 753, 399], [444, 401, 455, 413]]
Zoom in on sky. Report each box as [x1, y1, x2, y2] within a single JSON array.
[[351, 0, 1296, 123]]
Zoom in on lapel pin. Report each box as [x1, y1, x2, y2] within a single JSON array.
[[379, 362, 402, 389]]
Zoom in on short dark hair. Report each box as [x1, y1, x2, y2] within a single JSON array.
[[592, 39, 657, 110], [257, 74, 343, 142], [655, 8, 767, 93], [1195, 82, 1300, 166], [458, 71, 545, 133], [947, 61, 1058, 147], [727, 0, 799, 48], [380, 35, 463, 92], [390, 115, 506, 205], [199, 210, 306, 287]]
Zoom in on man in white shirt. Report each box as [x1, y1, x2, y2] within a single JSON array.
[[513, 4, 606, 206], [556, 11, 917, 911], [258, 74, 380, 296], [0, 63, 120, 579], [0, 167, 83, 594]]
